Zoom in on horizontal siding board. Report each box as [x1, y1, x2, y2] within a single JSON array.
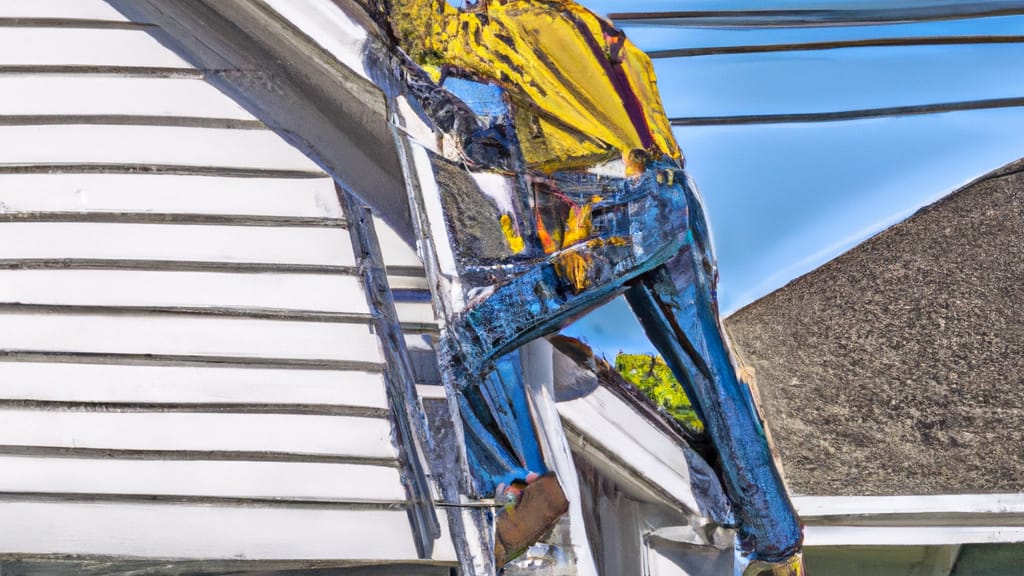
[[0, 174, 341, 218], [387, 274, 431, 291], [0, 213, 343, 227], [0, 29, 186, 67], [0, 0, 131, 21], [0, 363, 387, 408], [394, 301, 436, 325], [0, 313, 382, 362], [0, 410, 397, 458], [0, 223, 355, 265], [0, 262, 360, 277], [0, 77, 252, 118], [0, 125, 320, 171], [416, 384, 446, 400], [0, 164, 323, 179], [0, 270, 368, 314], [0, 456, 405, 502], [373, 217, 422, 268], [0, 353, 383, 372], [0, 401, 388, 418], [0, 446, 396, 466], [403, 334, 436, 352], [0, 502, 446, 560]]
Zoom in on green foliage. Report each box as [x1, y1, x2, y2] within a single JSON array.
[[614, 353, 704, 433]]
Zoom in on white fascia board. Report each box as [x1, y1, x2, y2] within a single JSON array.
[[804, 525, 1024, 547], [556, 379, 703, 516], [796, 493, 1024, 546], [260, 0, 372, 82], [795, 493, 1024, 518]]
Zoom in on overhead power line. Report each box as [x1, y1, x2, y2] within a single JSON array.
[[610, 3, 1024, 28], [648, 35, 1024, 58], [669, 97, 1024, 126]]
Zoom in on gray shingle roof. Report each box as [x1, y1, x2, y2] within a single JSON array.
[[725, 159, 1024, 496]]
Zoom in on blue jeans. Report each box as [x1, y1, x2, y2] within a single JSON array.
[[447, 161, 697, 494]]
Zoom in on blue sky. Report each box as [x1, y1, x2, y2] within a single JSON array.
[[562, 2, 1024, 356]]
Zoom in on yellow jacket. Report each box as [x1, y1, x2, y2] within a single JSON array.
[[389, 0, 682, 172]]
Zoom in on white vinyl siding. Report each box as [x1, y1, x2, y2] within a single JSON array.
[[0, 2, 453, 564]]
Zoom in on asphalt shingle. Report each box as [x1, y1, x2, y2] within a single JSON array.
[[725, 159, 1024, 496]]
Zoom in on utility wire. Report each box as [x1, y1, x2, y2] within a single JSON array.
[[648, 35, 1024, 59], [669, 97, 1024, 126], [610, 3, 1024, 28]]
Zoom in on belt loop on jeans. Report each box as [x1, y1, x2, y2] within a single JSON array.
[[656, 168, 678, 186]]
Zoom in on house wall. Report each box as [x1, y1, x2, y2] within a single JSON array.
[[0, 0, 450, 566]]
